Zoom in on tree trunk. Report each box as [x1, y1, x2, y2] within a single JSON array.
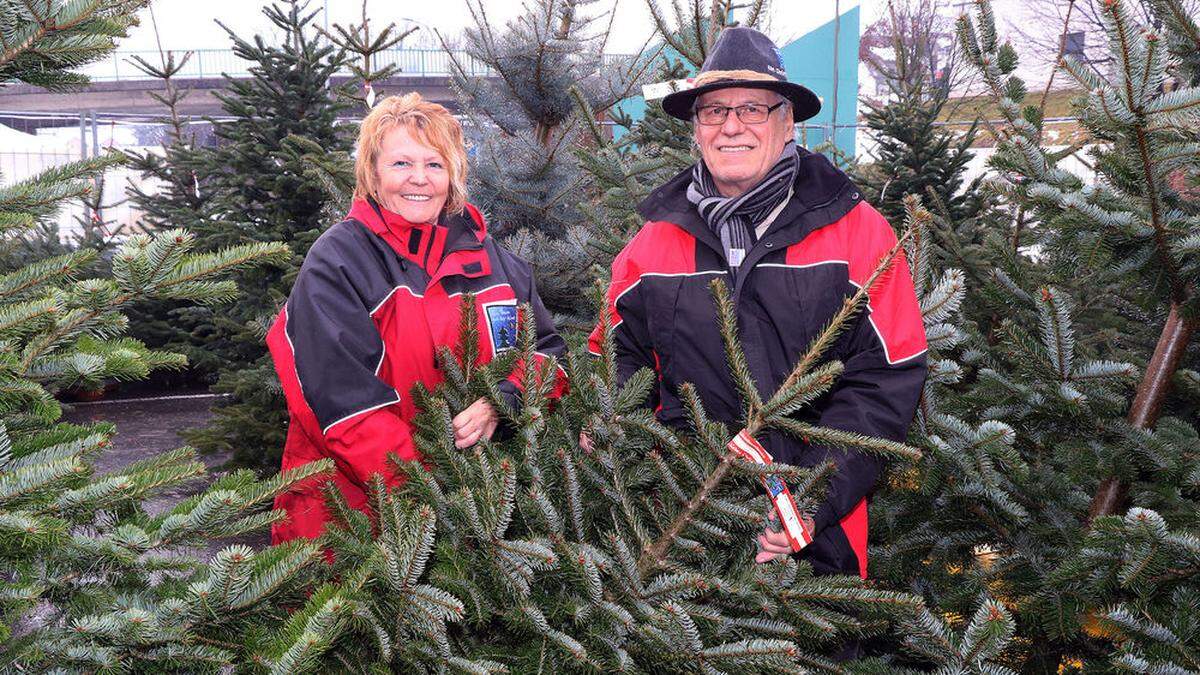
[[1086, 303, 1196, 524]]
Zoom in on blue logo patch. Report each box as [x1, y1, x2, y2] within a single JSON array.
[[485, 304, 519, 353]]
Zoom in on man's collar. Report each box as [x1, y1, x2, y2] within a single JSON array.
[[636, 147, 863, 247]]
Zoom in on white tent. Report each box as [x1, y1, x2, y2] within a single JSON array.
[[0, 121, 63, 152]]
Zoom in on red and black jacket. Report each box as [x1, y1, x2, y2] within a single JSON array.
[[589, 149, 927, 578], [268, 198, 567, 544]]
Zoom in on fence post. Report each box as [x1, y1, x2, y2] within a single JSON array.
[[91, 111, 101, 226], [80, 113, 91, 224]]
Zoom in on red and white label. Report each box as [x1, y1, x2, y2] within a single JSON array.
[[727, 429, 813, 553]]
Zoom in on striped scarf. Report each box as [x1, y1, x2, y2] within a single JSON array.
[[686, 141, 799, 276]]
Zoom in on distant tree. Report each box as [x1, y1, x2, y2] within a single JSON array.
[[122, 46, 224, 380], [859, 0, 966, 101], [126, 1, 354, 473], [854, 0, 999, 293]]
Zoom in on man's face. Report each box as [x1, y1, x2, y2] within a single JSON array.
[[693, 87, 794, 197]]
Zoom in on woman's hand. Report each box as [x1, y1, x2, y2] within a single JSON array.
[[452, 397, 499, 449]]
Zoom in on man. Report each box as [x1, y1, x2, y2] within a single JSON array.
[[587, 27, 927, 579]]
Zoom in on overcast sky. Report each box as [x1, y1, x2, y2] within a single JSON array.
[[100, 0, 1066, 96], [116, 0, 876, 56]]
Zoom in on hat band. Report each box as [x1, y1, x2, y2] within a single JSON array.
[[692, 69, 782, 88]]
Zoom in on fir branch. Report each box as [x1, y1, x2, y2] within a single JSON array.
[[1150, 0, 1200, 56], [0, 250, 96, 301], [0, 0, 129, 75], [643, 0, 695, 66], [635, 448, 733, 578], [16, 237, 289, 376], [709, 278, 762, 419], [775, 422, 922, 462]]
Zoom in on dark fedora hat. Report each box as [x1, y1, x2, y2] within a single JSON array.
[[661, 27, 821, 123]]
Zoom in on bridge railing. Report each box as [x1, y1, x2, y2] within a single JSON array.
[[80, 47, 497, 81], [81, 48, 637, 82]]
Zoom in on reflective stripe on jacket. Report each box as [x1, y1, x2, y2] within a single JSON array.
[[589, 149, 927, 578]]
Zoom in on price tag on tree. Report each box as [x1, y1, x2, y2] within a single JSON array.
[[727, 429, 813, 553]]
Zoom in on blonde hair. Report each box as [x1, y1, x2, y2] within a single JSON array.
[[353, 93, 469, 215]]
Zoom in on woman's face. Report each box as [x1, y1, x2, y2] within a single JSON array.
[[373, 125, 450, 224]]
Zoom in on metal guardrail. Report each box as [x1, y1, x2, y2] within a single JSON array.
[[80, 47, 495, 81], [81, 48, 637, 82]]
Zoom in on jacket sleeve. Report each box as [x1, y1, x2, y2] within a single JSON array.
[[587, 240, 660, 409], [497, 265, 569, 408], [267, 234, 416, 489], [806, 210, 928, 537]]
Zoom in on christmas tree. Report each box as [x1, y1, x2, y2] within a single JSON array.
[[853, 0, 999, 281], [246, 239, 949, 670], [869, 0, 1200, 670], [3, 4, 1009, 667], [0, 2, 333, 670], [855, 64, 988, 230], [17, 0, 1200, 670], [122, 48, 226, 380]]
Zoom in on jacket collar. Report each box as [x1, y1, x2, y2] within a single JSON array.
[[347, 198, 492, 283], [348, 198, 487, 251], [636, 147, 863, 252]]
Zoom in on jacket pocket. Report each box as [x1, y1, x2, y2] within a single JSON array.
[[642, 275, 684, 380], [773, 262, 855, 362], [655, 273, 743, 421]]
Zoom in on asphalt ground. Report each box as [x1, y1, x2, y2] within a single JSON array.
[[62, 392, 270, 552]]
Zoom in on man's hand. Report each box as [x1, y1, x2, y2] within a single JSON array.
[[452, 397, 499, 449], [754, 512, 816, 564]]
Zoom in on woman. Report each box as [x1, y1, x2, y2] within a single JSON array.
[[267, 93, 567, 544]]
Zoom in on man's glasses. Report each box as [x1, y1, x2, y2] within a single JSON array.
[[692, 101, 787, 126]]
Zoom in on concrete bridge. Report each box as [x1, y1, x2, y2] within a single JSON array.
[[0, 74, 461, 118], [0, 47, 491, 121]]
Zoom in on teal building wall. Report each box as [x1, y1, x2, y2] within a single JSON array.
[[782, 6, 859, 155]]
